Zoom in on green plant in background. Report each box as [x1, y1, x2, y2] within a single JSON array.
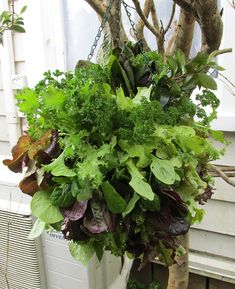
[[0, 5, 26, 44], [3, 43, 227, 268], [127, 278, 161, 289]]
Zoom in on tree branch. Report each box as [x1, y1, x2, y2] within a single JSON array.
[[132, 0, 161, 39], [210, 164, 235, 187], [85, 0, 128, 48], [136, 0, 153, 51], [167, 9, 195, 58], [164, 3, 176, 35], [167, 233, 189, 289], [109, 254, 133, 289], [85, 0, 106, 17], [226, 0, 235, 9], [194, 0, 223, 53], [172, 0, 194, 14], [150, 1, 164, 53], [210, 48, 233, 58]]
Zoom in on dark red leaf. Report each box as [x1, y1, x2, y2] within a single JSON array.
[[161, 190, 188, 216], [61, 218, 89, 241], [19, 174, 39, 196], [61, 201, 88, 221], [196, 186, 214, 205], [148, 206, 190, 236], [83, 213, 108, 234], [45, 130, 60, 158], [3, 135, 32, 173], [83, 199, 108, 234]]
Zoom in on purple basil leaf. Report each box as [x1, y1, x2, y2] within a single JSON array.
[[148, 206, 190, 236], [61, 201, 88, 221], [83, 199, 108, 234], [83, 214, 108, 234]]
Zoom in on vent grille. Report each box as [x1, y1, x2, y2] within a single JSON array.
[[0, 210, 44, 289]]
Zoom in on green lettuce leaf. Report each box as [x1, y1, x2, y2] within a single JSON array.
[[50, 183, 76, 207], [118, 140, 153, 168], [122, 193, 140, 218], [31, 190, 63, 224], [127, 160, 154, 201], [69, 241, 95, 266], [28, 218, 46, 240], [44, 152, 76, 177], [101, 181, 126, 213], [150, 157, 175, 185]]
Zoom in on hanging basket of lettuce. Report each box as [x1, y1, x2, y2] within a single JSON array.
[[3, 43, 226, 266]]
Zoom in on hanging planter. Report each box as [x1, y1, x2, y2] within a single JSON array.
[[3, 41, 225, 262], [2, 1, 230, 289]]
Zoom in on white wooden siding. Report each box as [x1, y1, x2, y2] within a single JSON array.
[[0, 115, 10, 141], [0, 90, 6, 115], [0, 62, 11, 154], [189, 132, 235, 282]]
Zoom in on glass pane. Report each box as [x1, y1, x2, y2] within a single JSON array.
[[63, 0, 100, 70], [63, 0, 201, 70]]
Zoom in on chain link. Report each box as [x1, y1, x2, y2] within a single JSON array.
[[87, 0, 113, 61], [121, 0, 156, 86], [87, 0, 156, 88]]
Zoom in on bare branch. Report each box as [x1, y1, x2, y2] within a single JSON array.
[[165, 20, 178, 55], [85, 0, 106, 17], [218, 72, 235, 90], [150, 0, 160, 33], [209, 164, 235, 172], [210, 164, 235, 187], [167, 9, 195, 58], [136, 0, 153, 51], [172, 0, 194, 14], [226, 0, 235, 9], [85, 0, 128, 48], [211, 48, 233, 57], [136, 0, 153, 33], [195, 0, 223, 53], [150, 1, 164, 53], [164, 3, 176, 35], [132, 0, 161, 39]]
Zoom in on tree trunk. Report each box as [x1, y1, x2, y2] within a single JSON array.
[[109, 255, 134, 289], [167, 233, 189, 289], [167, 9, 195, 58]]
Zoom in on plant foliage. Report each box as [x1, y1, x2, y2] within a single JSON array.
[[0, 6, 26, 44], [4, 42, 226, 267]]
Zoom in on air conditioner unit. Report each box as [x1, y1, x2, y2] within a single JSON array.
[[0, 203, 47, 289]]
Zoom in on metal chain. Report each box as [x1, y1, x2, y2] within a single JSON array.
[[87, 0, 113, 61], [121, 0, 156, 86]]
